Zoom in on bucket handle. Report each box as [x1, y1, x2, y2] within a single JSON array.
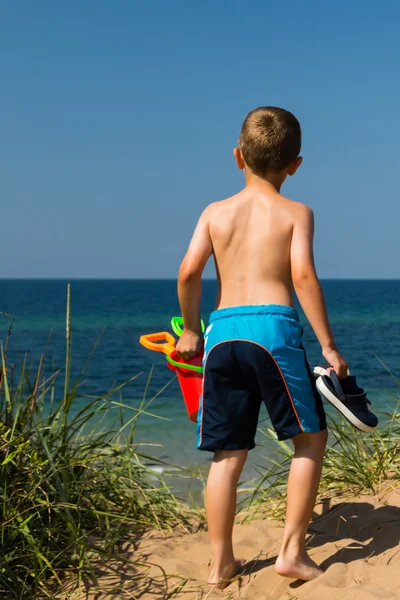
[[171, 317, 205, 338], [165, 355, 203, 374], [139, 332, 176, 356]]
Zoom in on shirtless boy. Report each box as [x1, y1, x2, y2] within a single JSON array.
[[176, 107, 348, 587]]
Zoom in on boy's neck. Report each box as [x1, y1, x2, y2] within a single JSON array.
[[244, 169, 286, 193]]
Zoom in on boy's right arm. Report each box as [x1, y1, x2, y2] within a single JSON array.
[[290, 205, 348, 378]]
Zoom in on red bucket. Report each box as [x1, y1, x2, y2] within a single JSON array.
[[167, 348, 203, 422]]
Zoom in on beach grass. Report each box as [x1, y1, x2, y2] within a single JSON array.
[[0, 285, 199, 600]]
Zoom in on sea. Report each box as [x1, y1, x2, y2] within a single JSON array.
[[1, 279, 399, 494]]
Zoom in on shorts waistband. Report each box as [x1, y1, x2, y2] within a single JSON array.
[[209, 304, 299, 323]]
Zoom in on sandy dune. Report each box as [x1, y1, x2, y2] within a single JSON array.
[[71, 486, 400, 600]]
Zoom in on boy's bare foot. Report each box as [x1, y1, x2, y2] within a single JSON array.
[[208, 558, 245, 590], [275, 552, 323, 581]]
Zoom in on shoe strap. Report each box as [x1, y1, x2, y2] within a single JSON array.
[[329, 371, 347, 402]]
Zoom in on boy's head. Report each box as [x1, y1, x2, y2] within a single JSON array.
[[235, 107, 302, 178]]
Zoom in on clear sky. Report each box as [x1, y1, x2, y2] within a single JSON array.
[[2, 1, 400, 278]]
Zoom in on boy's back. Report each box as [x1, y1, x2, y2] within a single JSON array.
[[208, 188, 307, 309]]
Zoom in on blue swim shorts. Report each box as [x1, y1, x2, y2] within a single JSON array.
[[197, 305, 327, 451]]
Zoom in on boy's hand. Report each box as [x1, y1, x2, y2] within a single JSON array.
[[322, 347, 348, 379], [176, 330, 203, 360]]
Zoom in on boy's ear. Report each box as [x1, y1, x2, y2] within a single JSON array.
[[287, 156, 303, 176], [233, 148, 245, 170]]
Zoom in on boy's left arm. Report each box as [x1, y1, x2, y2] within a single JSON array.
[[176, 207, 213, 359]]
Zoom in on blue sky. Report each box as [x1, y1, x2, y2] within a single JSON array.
[[2, 0, 400, 278]]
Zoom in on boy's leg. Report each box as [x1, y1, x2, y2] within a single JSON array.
[[275, 429, 328, 580], [206, 449, 248, 587]]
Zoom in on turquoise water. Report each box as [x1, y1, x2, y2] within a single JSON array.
[[1, 279, 399, 488]]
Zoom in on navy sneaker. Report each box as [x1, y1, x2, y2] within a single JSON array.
[[313, 367, 378, 432]]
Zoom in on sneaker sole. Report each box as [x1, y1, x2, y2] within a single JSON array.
[[316, 377, 377, 433]]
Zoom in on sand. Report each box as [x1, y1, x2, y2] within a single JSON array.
[[71, 485, 400, 600]]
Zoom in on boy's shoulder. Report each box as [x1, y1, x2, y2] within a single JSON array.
[[277, 192, 312, 211], [277, 193, 314, 223], [200, 192, 243, 219], [208, 191, 243, 209]]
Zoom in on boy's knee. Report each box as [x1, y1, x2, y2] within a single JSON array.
[[293, 429, 328, 453], [213, 449, 248, 470]]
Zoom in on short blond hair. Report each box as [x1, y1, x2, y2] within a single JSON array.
[[238, 106, 301, 175]]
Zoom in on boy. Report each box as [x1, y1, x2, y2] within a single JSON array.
[[176, 107, 347, 587]]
